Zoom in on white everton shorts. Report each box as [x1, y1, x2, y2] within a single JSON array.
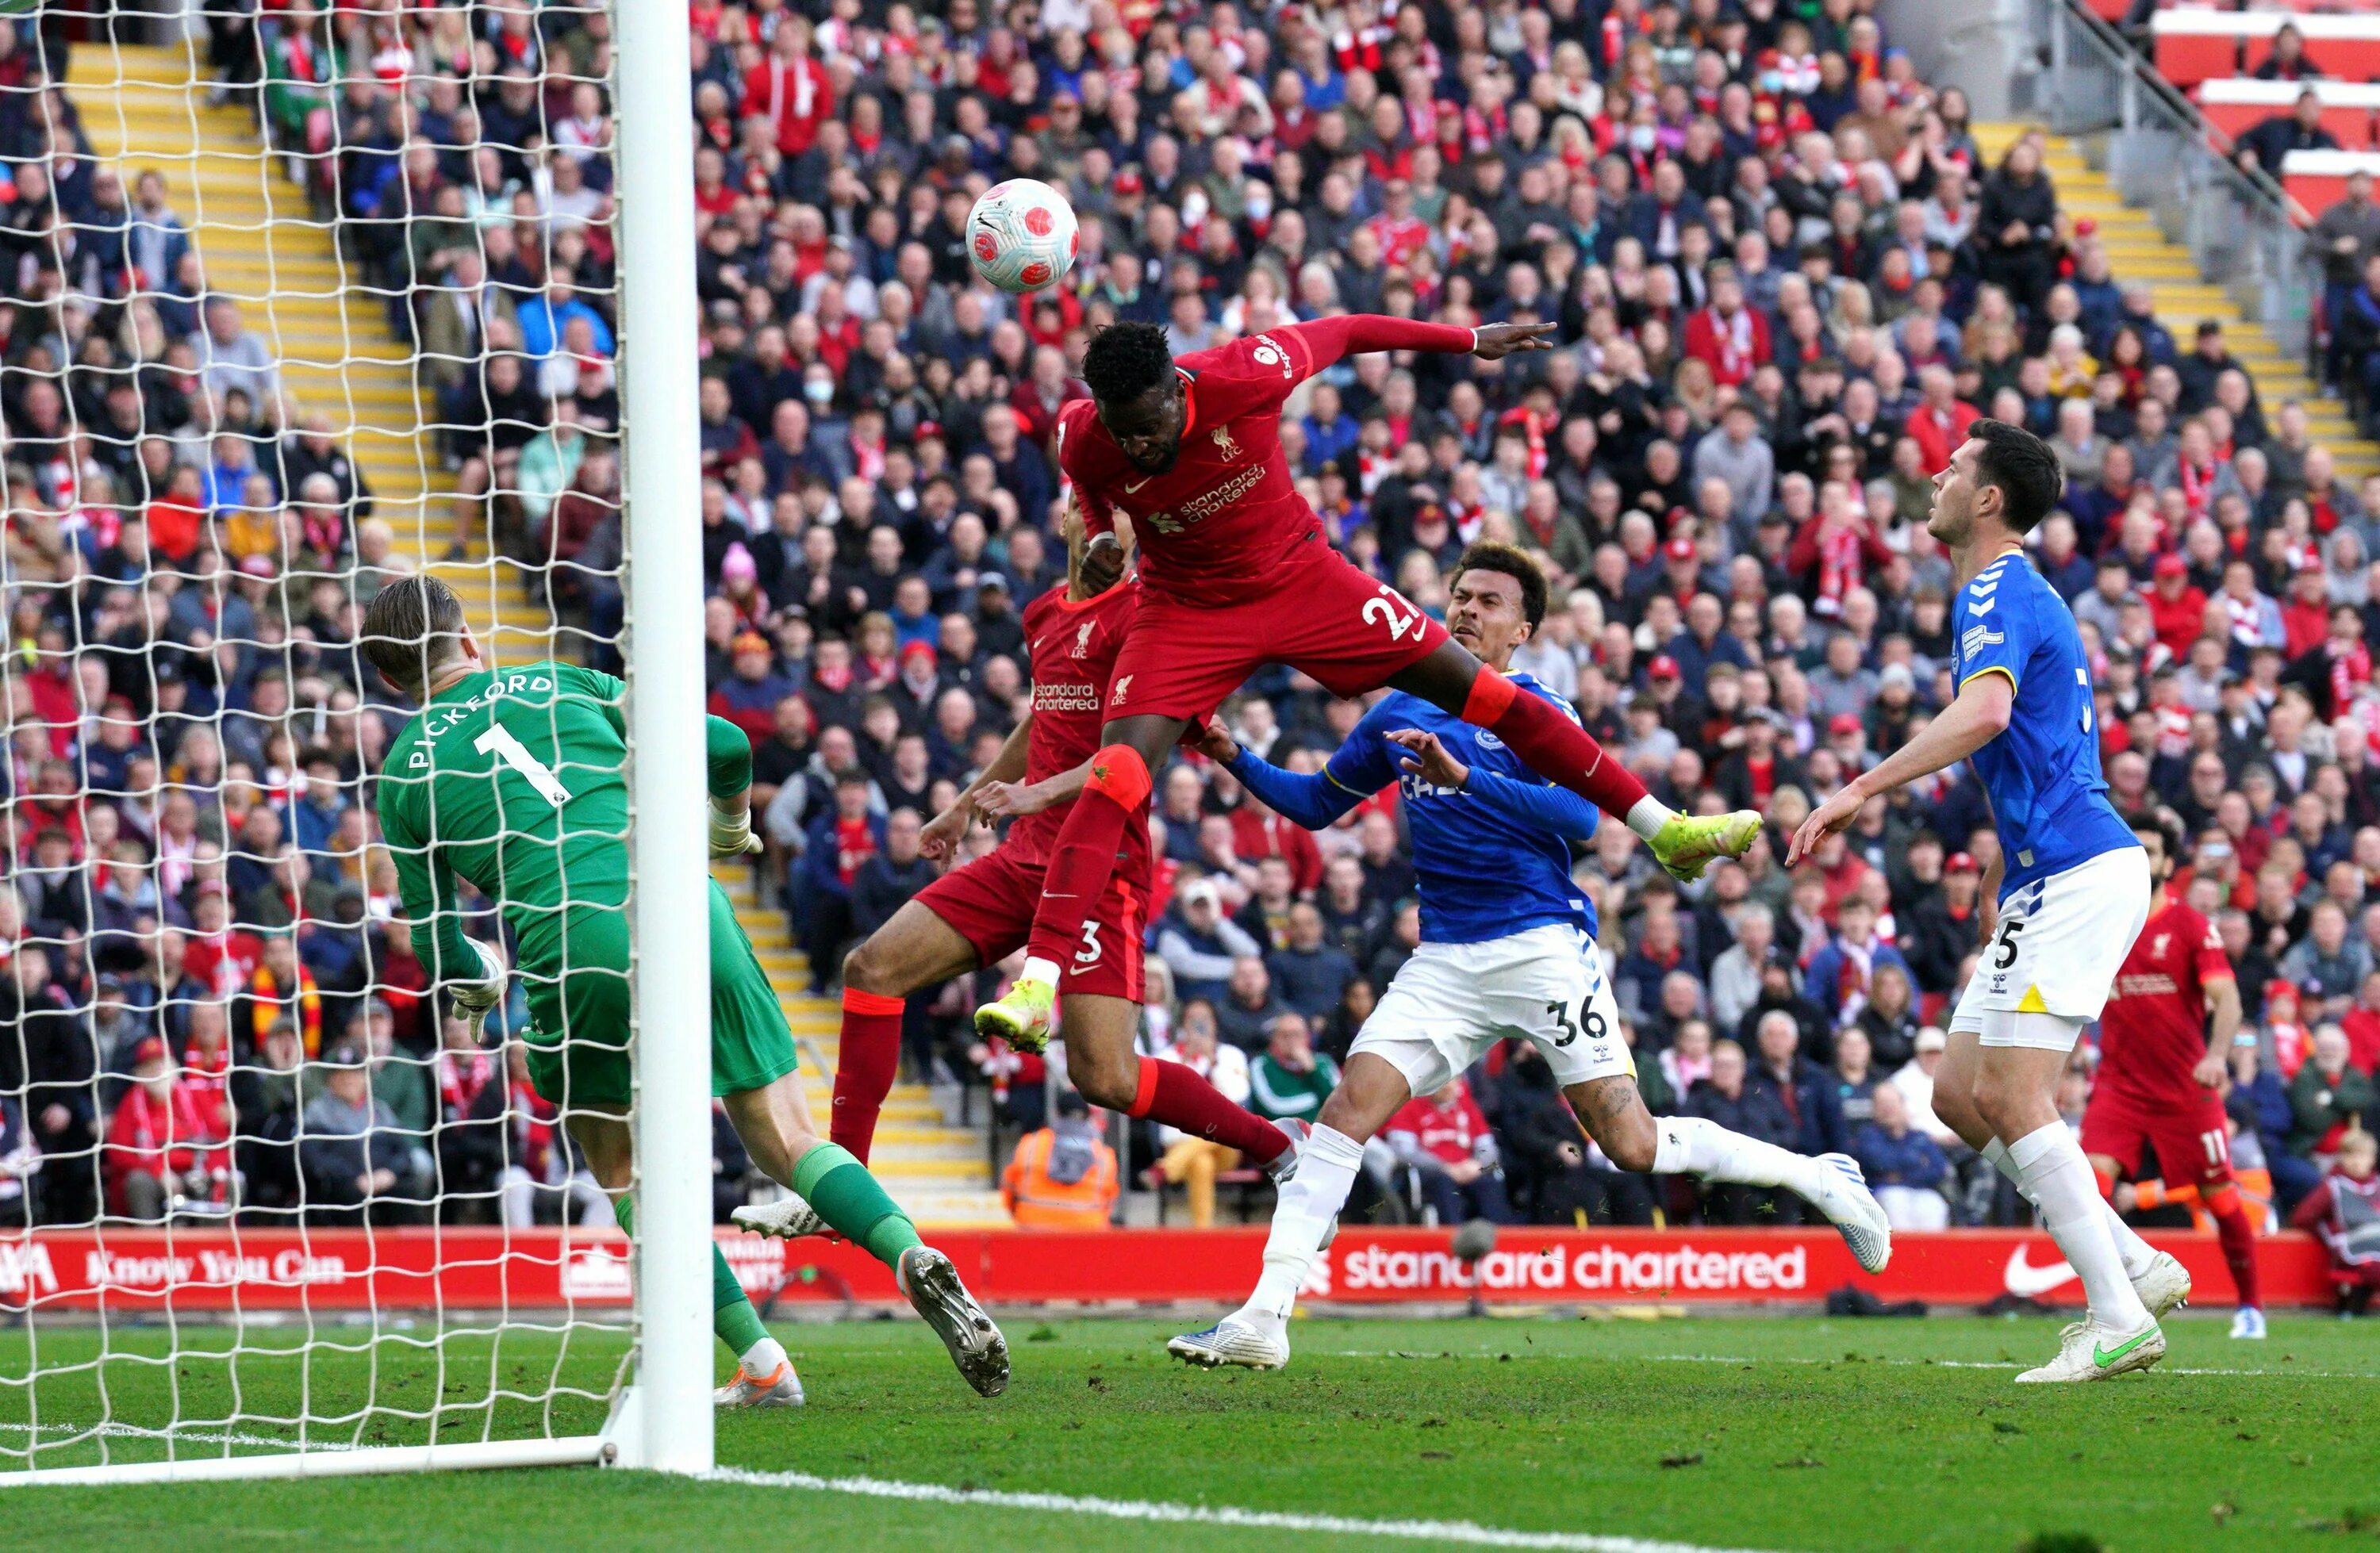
[[1353, 923, 1633, 1096], [1950, 846, 2150, 1051]]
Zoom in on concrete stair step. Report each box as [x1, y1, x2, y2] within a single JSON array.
[[1983, 117, 2380, 497], [877, 1189, 1013, 1228]]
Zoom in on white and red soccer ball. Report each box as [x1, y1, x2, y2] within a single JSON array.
[[967, 178, 1080, 294]]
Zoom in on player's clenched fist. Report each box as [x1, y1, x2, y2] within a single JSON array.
[[708, 798, 766, 858], [1190, 721, 1241, 764], [450, 938, 510, 1017], [1078, 531, 1125, 593]]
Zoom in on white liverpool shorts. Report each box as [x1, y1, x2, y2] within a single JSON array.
[[1353, 923, 1633, 1096], [1950, 846, 2151, 1049]]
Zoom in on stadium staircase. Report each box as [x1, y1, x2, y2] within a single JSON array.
[[66, 43, 1004, 1227], [1977, 122, 2380, 481]]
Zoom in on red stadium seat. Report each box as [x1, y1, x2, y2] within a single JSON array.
[[2157, 30, 2242, 90], [2243, 13, 2380, 79], [2280, 148, 2380, 220], [2155, 13, 2380, 96], [2197, 79, 2380, 152], [2153, 10, 2271, 90]]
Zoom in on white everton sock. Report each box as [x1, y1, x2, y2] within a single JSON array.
[[1652, 1114, 1818, 1195], [1242, 1124, 1366, 1329], [2007, 1123, 2152, 1332], [1984, 1137, 2155, 1279]]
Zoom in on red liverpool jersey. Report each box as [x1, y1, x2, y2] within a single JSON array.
[[1012, 576, 1145, 862], [2097, 898, 2236, 1102], [1057, 316, 1473, 606]]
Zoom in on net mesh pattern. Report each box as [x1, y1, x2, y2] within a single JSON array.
[[0, 2, 639, 1470]]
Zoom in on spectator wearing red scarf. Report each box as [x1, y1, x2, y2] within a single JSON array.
[[2281, 601, 2374, 721], [740, 17, 834, 157], [1787, 481, 1891, 618], [1682, 265, 1772, 386]]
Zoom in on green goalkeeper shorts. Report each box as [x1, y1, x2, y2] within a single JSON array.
[[520, 880, 800, 1109]]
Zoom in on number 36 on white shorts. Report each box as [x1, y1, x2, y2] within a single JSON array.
[[1351, 923, 1633, 1096]]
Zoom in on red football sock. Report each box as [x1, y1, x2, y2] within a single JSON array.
[[2209, 1188, 2263, 1310], [1127, 1056, 1292, 1164], [2093, 1163, 2121, 1203], [1023, 744, 1150, 972], [1461, 671, 1653, 821], [830, 987, 905, 1164]]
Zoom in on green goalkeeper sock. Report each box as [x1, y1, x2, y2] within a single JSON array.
[[791, 1141, 924, 1270], [615, 1191, 774, 1363]]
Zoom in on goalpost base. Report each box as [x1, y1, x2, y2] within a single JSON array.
[[0, 1383, 704, 1487], [0, 1435, 612, 1489]]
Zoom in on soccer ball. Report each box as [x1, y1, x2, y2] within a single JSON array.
[[967, 178, 1080, 294]]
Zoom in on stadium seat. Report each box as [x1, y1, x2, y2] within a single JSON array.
[[2244, 12, 2380, 78], [2280, 148, 2380, 220], [2198, 79, 2380, 152]]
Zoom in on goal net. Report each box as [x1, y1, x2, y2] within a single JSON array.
[[0, 0, 712, 1482]]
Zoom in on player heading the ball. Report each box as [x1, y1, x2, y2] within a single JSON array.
[[973, 316, 1764, 1055]]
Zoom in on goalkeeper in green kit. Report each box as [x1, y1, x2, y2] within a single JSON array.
[[364, 576, 1008, 1405]]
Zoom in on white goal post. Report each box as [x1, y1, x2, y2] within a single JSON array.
[[0, 0, 710, 1485], [613, 0, 716, 1482]]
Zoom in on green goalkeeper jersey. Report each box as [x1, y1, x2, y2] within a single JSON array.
[[377, 660, 750, 987]]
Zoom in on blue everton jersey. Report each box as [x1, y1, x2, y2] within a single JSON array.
[[1321, 677, 1599, 945], [1950, 547, 2139, 898]]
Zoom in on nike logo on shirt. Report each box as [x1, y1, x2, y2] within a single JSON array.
[[1123, 477, 1154, 492]]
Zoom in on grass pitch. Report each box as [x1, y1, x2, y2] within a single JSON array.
[[6, 1312, 2377, 1551]]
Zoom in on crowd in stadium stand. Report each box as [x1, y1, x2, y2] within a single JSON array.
[[0, 1, 2378, 1277]]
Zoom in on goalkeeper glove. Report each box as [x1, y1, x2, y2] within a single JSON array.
[[708, 799, 765, 858], [450, 938, 509, 1018]]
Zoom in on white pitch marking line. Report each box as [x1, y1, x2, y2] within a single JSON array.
[[0, 1420, 359, 1454], [1307, 1349, 2370, 1379], [710, 1467, 1793, 1553]]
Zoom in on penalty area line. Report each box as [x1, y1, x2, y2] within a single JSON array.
[[708, 1466, 1793, 1553]]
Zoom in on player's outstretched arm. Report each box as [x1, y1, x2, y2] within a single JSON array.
[[704, 715, 766, 857], [1385, 729, 1600, 841], [1281, 316, 1557, 377], [1203, 721, 1380, 832], [378, 785, 499, 1001], [1788, 672, 2014, 865], [977, 757, 1088, 822]]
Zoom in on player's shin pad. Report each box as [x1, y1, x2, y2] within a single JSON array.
[[791, 1142, 923, 1268], [1020, 743, 1148, 970], [1134, 1056, 1292, 1163], [831, 986, 905, 1162]]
